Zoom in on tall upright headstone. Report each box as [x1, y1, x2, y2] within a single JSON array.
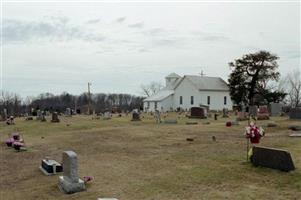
[[58, 151, 85, 194], [270, 103, 282, 116], [51, 112, 60, 123], [289, 107, 301, 119]]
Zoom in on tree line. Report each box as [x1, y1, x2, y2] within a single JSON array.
[[0, 91, 144, 116]]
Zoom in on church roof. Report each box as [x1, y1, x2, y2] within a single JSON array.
[[180, 75, 229, 91], [143, 90, 174, 102]]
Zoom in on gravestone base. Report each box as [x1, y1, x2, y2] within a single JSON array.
[[58, 176, 86, 194]]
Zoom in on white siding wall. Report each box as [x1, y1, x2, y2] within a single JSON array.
[[198, 91, 233, 110], [158, 95, 174, 112], [143, 101, 156, 112], [173, 78, 233, 111], [173, 78, 201, 110]]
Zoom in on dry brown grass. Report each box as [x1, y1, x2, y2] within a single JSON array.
[[0, 113, 300, 200]]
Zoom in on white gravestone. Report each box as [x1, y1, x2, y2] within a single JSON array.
[[58, 151, 85, 194]]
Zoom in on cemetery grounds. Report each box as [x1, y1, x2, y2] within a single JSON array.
[[0, 113, 300, 200]]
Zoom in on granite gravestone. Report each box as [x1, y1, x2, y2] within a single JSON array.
[[257, 106, 270, 120], [289, 107, 301, 119], [222, 108, 229, 118], [40, 157, 63, 175], [189, 107, 206, 119], [51, 112, 60, 123], [131, 111, 141, 121], [154, 110, 161, 123], [65, 108, 72, 117], [237, 111, 248, 121], [249, 106, 258, 117], [41, 112, 47, 122], [103, 112, 112, 120], [36, 110, 42, 121], [164, 119, 178, 124], [251, 146, 295, 172], [58, 151, 85, 194], [270, 103, 282, 116]]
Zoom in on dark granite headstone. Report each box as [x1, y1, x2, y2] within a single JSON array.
[[131, 112, 141, 121], [51, 112, 60, 123], [289, 107, 301, 119], [40, 159, 63, 175], [190, 107, 206, 119], [251, 146, 295, 172]]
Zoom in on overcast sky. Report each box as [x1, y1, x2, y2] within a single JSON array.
[[1, 1, 300, 97]]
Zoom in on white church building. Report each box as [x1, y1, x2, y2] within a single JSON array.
[[143, 73, 233, 112]]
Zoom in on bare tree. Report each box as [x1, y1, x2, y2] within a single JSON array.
[[282, 70, 301, 107], [140, 81, 163, 97]]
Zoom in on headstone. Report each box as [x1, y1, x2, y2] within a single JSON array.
[[3, 108, 7, 120], [131, 111, 141, 121], [154, 110, 161, 123], [289, 107, 301, 119], [237, 111, 248, 121], [289, 132, 301, 137], [36, 110, 42, 121], [51, 112, 60, 123], [231, 120, 239, 126], [26, 116, 33, 120], [214, 113, 218, 120], [164, 119, 178, 124], [270, 103, 282, 116], [222, 108, 229, 118], [40, 157, 63, 175], [98, 198, 118, 200], [58, 151, 85, 194], [65, 108, 72, 117], [249, 106, 258, 117], [257, 105, 270, 120], [189, 107, 206, 119], [251, 146, 295, 172], [288, 125, 301, 131], [266, 122, 277, 127], [103, 111, 112, 120], [41, 112, 47, 122], [186, 121, 198, 125]]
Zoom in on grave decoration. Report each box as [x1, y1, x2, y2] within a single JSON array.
[[5, 133, 26, 151], [40, 157, 63, 175], [245, 121, 265, 144], [6, 116, 15, 125], [244, 121, 264, 162]]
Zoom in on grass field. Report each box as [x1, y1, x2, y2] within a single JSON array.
[[0, 113, 301, 200]]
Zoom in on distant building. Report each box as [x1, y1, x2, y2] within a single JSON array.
[[143, 73, 233, 112]]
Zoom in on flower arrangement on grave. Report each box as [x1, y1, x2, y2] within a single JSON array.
[[83, 176, 93, 183], [245, 121, 265, 144], [5, 133, 26, 151]]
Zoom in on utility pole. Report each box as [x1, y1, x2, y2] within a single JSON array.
[[88, 82, 92, 115]]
